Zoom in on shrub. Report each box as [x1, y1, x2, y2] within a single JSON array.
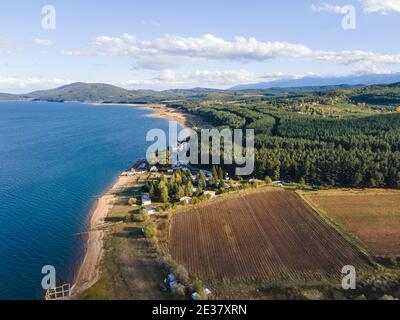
[[128, 198, 137, 206], [171, 283, 186, 299], [173, 265, 190, 285], [143, 222, 157, 238], [134, 212, 149, 223], [265, 176, 273, 184]]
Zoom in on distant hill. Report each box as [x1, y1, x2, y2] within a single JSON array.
[[231, 73, 400, 90], [0, 83, 228, 103], [349, 82, 400, 105], [1, 79, 400, 105], [19, 82, 135, 102], [0, 93, 19, 101]]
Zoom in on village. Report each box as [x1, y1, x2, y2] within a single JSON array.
[[120, 158, 277, 220], [115, 158, 281, 300]]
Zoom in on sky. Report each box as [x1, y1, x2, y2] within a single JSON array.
[[1, 0, 400, 93]]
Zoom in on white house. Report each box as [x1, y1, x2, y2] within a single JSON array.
[[180, 197, 192, 205], [141, 194, 152, 206]]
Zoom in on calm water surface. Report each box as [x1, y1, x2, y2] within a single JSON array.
[[0, 101, 173, 299]]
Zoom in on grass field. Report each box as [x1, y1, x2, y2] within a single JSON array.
[[303, 189, 400, 256], [169, 190, 367, 280]]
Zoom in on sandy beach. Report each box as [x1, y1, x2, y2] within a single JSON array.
[[70, 175, 134, 297], [92, 102, 211, 129]]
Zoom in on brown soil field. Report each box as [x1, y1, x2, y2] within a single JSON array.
[[304, 190, 400, 256], [169, 190, 367, 280]]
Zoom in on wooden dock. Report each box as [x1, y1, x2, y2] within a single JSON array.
[[45, 284, 71, 300]]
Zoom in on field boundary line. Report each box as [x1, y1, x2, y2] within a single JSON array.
[[296, 191, 379, 269]]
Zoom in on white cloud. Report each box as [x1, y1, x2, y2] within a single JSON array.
[[0, 76, 73, 92], [32, 38, 53, 46], [360, 0, 400, 14], [60, 50, 98, 57], [89, 33, 313, 69], [311, 3, 349, 14], [141, 19, 160, 27], [0, 37, 19, 55], [86, 33, 400, 73], [121, 69, 257, 89]]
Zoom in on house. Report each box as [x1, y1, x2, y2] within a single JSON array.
[[141, 194, 152, 206], [204, 191, 216, 199], [129, 168, 147, 175], [150, 166, 158, 172], [147, 206, 157, 215], [180, 196, 192, 205], [138, 163, 147, 170], [201, 170, 212, 178], [191, 288, 212, 300], [167, 273, 176, 289]]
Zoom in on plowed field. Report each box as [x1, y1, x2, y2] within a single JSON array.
[[305, 190, 400, 256], [169, 190, 366, 279]]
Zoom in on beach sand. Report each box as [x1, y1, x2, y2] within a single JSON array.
[[71, 103, 211, 299], [92, 102, 211, 129], [70, 175, 133, 297]]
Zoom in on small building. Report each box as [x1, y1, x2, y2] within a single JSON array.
[[129, 168, 147, 175], [147, 206, 157, 215], [191, 288, 212, 300], [141, 194, 152, 206], [204, 191, 216, 199], [138, 163, 147, 169], [167, 273, 176, 289], [201, 170, 212, 178], [150, 166, 158, 172]]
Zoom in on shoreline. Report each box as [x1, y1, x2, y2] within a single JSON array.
[[91, 102, 211, 129], [70, 175, 132, 297]]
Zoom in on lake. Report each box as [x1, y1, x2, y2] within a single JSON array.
[[0, 101, 174, 299]]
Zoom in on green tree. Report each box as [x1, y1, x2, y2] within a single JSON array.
[[160, 185, 170, 203], [196, 172, 207, 191], [185, 180, 193, 196], [218, 166, 225, 180], [211, 166, 219, 183], [143, 223, 156, 238], [272, 166, 280, 181], [176, 185, 185, 200]]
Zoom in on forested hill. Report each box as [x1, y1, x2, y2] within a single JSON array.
[[172, 91, 400, 189]]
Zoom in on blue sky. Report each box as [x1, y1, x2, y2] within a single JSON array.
[[1, 0, 400, 92]]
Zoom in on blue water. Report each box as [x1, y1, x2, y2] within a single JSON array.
[[0, 101, 174, 300]]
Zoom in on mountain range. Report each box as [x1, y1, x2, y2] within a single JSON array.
[[1, 73, 400, 103], [230, 73, 400, 90]]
